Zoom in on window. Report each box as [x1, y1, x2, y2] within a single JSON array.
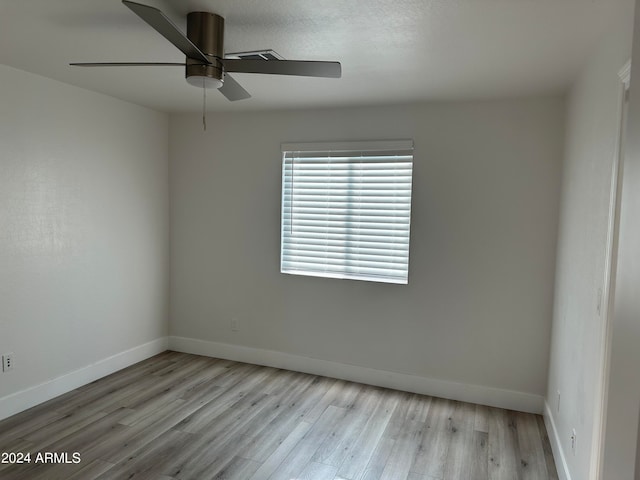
[[281, 140, 414, 284]]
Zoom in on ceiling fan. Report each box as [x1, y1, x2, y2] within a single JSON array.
[[70, 0, 342, 101]]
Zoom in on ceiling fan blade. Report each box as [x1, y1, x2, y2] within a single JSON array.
[[70, 62, 184, 67], [122, 0, 210, 64], [222, 59, 341, 78], [219, 74, 251, 101]]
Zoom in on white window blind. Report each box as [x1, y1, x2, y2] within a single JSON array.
[[281, 140, 414, 284]]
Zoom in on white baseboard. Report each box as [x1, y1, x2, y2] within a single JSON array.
[[168, 336, 544, 414], [544, 401, 572, 480], [0, 337, 168, 421]]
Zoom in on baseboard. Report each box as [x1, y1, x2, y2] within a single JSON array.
[[544, 401, 572, 480], [0, 337, 168, 422], [168, 336, 544, 414]]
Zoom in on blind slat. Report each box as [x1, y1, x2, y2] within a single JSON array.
[[283, 246, 409, 259], [283, 239, 409, 251]]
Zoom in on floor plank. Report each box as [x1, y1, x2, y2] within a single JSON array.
[[0, 352, 558, 480], [409, 396, 454, 479], [488, 406, 520, 480], [334, 389, 397, 480]]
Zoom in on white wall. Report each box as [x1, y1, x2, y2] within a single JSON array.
[[169, 98, 564, 411], [544, 3, 634, 478], [601, 0, 640, 476], [0, 65, 169, 418]]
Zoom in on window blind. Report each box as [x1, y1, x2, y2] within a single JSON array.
[[281, 140, 414, 284]]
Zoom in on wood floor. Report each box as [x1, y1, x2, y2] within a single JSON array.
[[0, 351, 558, 480]]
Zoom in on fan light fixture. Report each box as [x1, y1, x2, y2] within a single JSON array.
[[184, 12, 225, 90], [186, 75, 223, 89]]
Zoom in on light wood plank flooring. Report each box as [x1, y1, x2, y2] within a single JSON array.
[[0, 351, 558, 479]]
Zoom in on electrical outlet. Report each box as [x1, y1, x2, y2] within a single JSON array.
[[571, 428, 577, 455], [2, 353, 14, 372], [231, 318, 239, 332], [557, 390, 561, 413]]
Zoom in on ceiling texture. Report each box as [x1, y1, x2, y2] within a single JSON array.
[[0, 0, 632, 113]]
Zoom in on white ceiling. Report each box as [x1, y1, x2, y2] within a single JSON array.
[[0, 0, 631, 113]]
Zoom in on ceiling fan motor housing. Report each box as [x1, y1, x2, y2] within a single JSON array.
[[185, 12, 225, 88]]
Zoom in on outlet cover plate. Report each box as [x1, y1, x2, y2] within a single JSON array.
[[2, 353, 14, 372]]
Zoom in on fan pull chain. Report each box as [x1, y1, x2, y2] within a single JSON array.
[[202, 77, 207, 131]]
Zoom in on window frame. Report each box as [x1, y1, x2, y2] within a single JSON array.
[[280, 139, 414, 284]]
